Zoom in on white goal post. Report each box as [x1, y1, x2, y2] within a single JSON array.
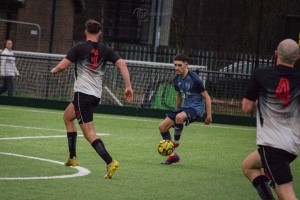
[[1, 50, 207, 110]]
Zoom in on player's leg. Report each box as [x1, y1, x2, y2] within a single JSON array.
[[275, 183, 297, 200], [75, 92, 118, 179], [80, 119, 119, 179], [173, 111, 187, 147], [63, 102, 78, 166], [79, 122, 113, 164], [161, 109, 197, 165], [173, 108, 199, 147], [259, 146, 298, 200], [158, 117, 174, 141], [159, 111, 180, 164], [242, 150, 275, 200]]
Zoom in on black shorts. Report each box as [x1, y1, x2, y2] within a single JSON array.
[[72, 92, 100, 124], [258, 145, 297, 186], [166, 108, 199, 126]]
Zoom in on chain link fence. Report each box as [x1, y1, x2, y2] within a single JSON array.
[[0, 0, 299, 119]]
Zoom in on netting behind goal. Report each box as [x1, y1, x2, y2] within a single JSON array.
[[0, 51, 207, 110]]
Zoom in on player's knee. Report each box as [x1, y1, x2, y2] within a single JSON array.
[[63, 114, 68, 122], [241, 159, 250, 176], [175, 116, 184, 124], [63, 113, 72, 124], [158, 123, 166, 133]]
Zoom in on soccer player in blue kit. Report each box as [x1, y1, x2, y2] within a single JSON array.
[[159, 54, 212, 164]]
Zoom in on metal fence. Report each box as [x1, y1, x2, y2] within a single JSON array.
[[0, 50, 276, 118]]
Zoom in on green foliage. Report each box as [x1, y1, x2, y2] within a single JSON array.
[[0, 105, 299, 200], [151, 84, 176, 110]]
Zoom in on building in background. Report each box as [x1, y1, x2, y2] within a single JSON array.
[[0, 0, 84, 53], [0, 0, 299, 55], [0, 0, 173, 53]]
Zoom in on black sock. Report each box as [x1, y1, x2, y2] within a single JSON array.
[[252, 175, 275, 200], [91, 139, 113, 165], [161, 131, 172, 141], [67, 132, 77, 158], [174, 123, 183, 141]]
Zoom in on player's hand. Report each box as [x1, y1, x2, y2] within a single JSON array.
[[51, 66, 65, 74], [204, 116, 212, 125], [51, 67, 59, 74], [124, 87, 133, 102]]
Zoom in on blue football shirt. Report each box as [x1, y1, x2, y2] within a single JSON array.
[[173, 70, 206, 117]]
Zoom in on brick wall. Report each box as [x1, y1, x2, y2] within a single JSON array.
[[4, 0, 77, 54]]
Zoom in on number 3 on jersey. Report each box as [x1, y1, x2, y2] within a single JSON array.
[[88, 49, 99, 70], [275, 77, 291, 107]]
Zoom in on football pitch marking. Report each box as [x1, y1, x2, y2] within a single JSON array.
[[0, 106, 255, 132], [0, 123, 109, 140], [0, 134, 108, 140], [0, 151, 90, 180]]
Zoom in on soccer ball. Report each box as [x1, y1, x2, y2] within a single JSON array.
[[157, 140, 174, 156]]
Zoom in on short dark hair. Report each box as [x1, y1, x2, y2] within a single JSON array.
[[174, 54, 189, 63], [85, 19, 102, 34]]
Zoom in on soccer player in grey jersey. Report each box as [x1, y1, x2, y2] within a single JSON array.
[[242, 39, 300, 200], [51, 19, 133, 179]]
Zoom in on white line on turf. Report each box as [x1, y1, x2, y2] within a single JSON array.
[[0, 134, 108, 140], [0, 123, 109, 140], [0, 152, 90, 180], [0, 124, 66, 132], [0, 106, 255, 131]]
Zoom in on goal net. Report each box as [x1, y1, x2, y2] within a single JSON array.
[[0, 50, 207, 110]]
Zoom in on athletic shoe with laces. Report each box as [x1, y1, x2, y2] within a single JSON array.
[[160, 153, 180, 164], [104, 160, 119, 179], [64, 156, 78, 167], [172, 141, 179, 148]]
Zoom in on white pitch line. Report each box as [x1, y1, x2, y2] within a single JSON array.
[[0, 152, 90, 180], [0, 123, 110, 140], [0, 124, 66, 132], [0, 134, 109, 140], [0, 106, 255, 131]]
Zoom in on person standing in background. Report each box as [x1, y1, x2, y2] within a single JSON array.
[[0, 39, 19, 96]]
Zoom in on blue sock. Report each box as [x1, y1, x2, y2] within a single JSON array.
[[161, 131, 172, 141]]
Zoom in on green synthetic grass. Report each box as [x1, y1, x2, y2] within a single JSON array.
[[0, 105, 299, 200]]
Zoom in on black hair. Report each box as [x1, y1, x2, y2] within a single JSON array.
[[85, 19, 102, 34], [173, 54, 189, 63]]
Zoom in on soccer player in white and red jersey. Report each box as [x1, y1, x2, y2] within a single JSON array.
[[242, 39, 300, 200], [158, 54, 212, 164], [51, 19, 133, 179]]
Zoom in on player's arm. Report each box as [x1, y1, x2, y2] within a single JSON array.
[[242, 98, 255, 113], [175, 91, 182, 109], [115, 58, 133, 101], [201, 91, 212, 125], [51, 58, 72, 74], [242, 69, 258, 113]]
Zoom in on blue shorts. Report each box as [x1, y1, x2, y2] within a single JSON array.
[[258, 145, 297, 186], [166, 108, 200, 126], [72, 92, 100, 124]]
